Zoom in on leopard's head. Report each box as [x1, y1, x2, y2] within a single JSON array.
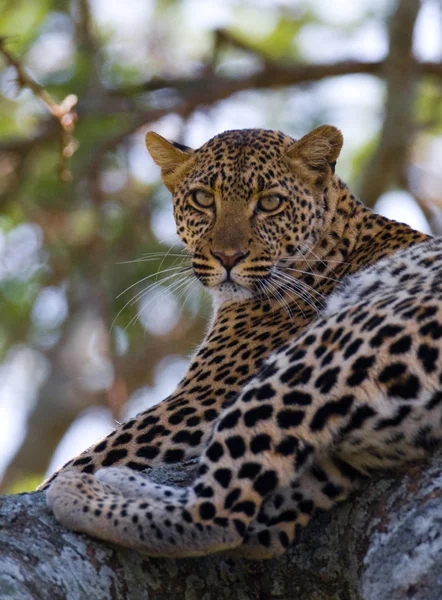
[[145, 126, 343, 305]]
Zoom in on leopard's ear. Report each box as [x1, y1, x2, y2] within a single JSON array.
[[288, 125, 343, 174], [145, 132, 193, 191]]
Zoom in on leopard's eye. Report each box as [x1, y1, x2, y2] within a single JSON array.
[[256, 195, 285, 213], [192, 190, 215, 209]]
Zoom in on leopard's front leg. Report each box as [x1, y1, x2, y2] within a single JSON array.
[[46, 439, 293, 556], [45, 368, 360, 558], [46, 348, 356, 558], [46, 381, 300, 556]]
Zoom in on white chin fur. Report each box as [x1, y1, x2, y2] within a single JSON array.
[[209, 282, 254, 311]]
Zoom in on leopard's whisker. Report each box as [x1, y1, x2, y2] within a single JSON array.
[[264, 279, 295, 321], [177, 279, 200, 317], [272, 269, 326, 304], [127, 270, 192, 307], [283, 279, 324, 308], [117, 255, 191, 265], [271, 272, 323, 314], [276, 254, 337, 280], [155, 242, 188, 285], [255, 280, 275, 317], [127, 275, 192, 330], [277, 256, 352, 266], [152, 233, 185, 247], [271, 273, 319, 317], [112, 268, 194, 331], [112, 275, 183, 332], [116, 265, 193, 299], [281, 267, 341, 284], [296, 242, 345, 278], [275, 276, 313, 318]]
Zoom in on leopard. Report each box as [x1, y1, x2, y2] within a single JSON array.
[[44, 124, 436, 559]]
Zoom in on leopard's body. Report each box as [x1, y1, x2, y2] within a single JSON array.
[[45, 126, 437, 558]]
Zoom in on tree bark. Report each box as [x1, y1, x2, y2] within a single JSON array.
[[1, 454, 442, 599]]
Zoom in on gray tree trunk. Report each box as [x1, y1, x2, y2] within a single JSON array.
[[1, 454, 441, 600]]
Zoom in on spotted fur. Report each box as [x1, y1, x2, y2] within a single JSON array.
[[45, 126, 434, 558]]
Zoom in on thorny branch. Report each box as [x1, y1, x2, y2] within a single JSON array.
[[0, 38, 78, 181]]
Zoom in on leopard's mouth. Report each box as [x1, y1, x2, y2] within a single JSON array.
[[209, 280, 255, 304], [216, 281, 240, 291]]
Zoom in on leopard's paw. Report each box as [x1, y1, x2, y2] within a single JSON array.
[[46, 470, 122, 537], [95, 467, 151, 498]]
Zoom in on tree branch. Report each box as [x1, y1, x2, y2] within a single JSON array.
[[3, 45, 442, 196], [1, 454, 442, 599], [109, 59, 442, 98], [110, 59, 385, 97]]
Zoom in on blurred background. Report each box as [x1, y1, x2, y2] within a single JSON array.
[[0, 0, 441, 492]]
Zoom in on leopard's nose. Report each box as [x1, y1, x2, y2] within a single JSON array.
[[211, 250, 248, 272]]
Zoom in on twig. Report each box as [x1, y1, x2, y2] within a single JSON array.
[[0, 38, 79, 181]]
